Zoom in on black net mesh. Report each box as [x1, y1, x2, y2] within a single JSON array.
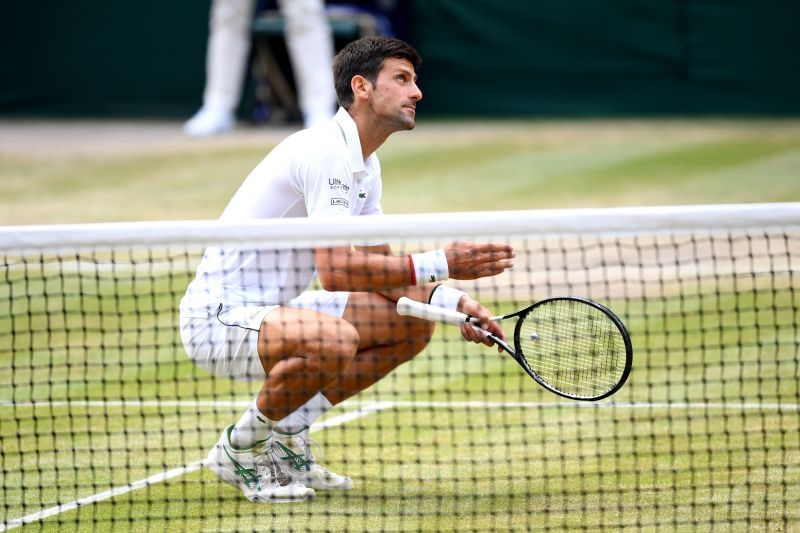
[[1, 223, 798, 531]]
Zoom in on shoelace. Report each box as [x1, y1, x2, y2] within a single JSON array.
[[295, 437, 324, 464], [256, 447, 294, 486], [296, 438, 341, 477]]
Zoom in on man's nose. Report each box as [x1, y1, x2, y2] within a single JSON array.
[[410, 83, 423, 101]]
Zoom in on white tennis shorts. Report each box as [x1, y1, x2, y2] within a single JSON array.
[[179, 290, 349, 381]]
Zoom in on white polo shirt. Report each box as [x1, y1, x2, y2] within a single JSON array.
[[180, 108, 383, 317]]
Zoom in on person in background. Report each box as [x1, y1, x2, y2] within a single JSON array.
[[185, 0, 337, 136]]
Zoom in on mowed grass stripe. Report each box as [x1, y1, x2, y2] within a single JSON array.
[[2, 120, 800, 224]]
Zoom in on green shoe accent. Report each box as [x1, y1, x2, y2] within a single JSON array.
[[221, 446, 262, 490], [272, 426, 310, 437], [225, 425, 268, 451], [273, 441, 312, 472]]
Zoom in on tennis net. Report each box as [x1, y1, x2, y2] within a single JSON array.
[[1, 203, 798, 531]]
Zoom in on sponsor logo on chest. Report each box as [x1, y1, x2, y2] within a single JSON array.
[[328, 178, 350, 192]]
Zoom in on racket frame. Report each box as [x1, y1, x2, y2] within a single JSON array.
[[396, 296, 633, 401]]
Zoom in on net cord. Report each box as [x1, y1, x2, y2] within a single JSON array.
[[1, 202, 798, 253]]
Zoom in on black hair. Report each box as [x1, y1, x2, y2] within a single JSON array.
[[333, 36, 422, 109]]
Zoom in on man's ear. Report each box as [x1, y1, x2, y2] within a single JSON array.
[[350, 75, 371, 102]]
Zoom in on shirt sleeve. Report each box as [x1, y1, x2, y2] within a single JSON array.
[[299, 154, 353, 218]]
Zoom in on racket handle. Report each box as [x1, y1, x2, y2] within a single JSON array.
[[396, 297, 470, 326]]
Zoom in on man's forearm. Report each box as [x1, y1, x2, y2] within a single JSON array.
[[315, 246, 414, 291]]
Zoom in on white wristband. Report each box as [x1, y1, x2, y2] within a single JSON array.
[[410, 249, 449, 284], [429, 284, 467, 311]]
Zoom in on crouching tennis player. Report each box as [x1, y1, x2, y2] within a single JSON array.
[[180, 36, 514, 502]]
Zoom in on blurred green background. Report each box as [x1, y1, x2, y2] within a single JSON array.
[[1, 1, 798, 224], [1, 1, 799, 117], [2, 118, 799, 224]]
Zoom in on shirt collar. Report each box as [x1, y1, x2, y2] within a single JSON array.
[[332, 107, 370, 179]]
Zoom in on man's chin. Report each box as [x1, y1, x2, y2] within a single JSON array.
[[387, 112, 416, 132], [391, 120, 415, 132]]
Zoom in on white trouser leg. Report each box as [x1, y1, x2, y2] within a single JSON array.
[[204, 0, 257, 113], [277, 0, 337, 127]]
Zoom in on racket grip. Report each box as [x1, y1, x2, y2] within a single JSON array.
[[396, 297, 470, 326]]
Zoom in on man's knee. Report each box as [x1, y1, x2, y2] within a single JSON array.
[[317, 319, 360, 373], [343, 292, 434, 356], [400, 317, 435, 357]]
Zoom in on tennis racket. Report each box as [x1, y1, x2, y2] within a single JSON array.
[[396, 296, 632, 401]]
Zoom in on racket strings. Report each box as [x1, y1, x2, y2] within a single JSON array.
[[518, 300, 627, 398]]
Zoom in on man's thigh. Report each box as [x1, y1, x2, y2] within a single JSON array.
[[259, 291, 359, 372], [343, 292, 434, 351]]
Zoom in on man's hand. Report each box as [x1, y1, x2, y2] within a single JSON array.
[[457, 296, 505, 352], [445, 242, 515, 280]]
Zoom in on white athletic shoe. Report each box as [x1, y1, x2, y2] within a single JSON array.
[[271, 429, 354, 490], [206, 425, 315, 503], [183, 106, 235, 137]]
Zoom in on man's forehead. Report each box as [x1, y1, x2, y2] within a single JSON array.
[[381, 57, 416, 74]]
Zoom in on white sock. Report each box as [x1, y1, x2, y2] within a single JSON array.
[[230, 400, 277, 449], [273, 392, 333, 436]]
